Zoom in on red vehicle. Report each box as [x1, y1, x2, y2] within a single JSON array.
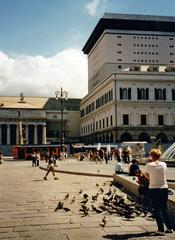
[[13, 144, 63, 160]]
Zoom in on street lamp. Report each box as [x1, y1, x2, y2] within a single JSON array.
[[17, 110, 23, 145], [55, 87, 68, 146]]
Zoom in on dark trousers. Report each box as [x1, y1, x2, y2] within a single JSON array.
[[149, 188, 172, 232]]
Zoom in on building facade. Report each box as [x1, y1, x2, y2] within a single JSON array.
[[80, 13, 175, 144], [0, 95, 80, 154]]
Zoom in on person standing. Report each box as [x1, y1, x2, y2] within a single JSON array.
[[145, 148, 173, 235], [0, 151, 3, 164], [36, 150, 41, 167], [31, 151, 37, 167]]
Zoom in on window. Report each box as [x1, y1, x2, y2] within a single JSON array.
[[120, 88, 131, 100], [123, 114, 129, 125], [137, 88, 149, 100], [141, 115, 147, 125], [155, 88, 166, 100], [103, 119, 105, 128], [110, 115, 113, 126], [172, 89, 175, 100], [158, 115, 164, 125], [96, 121, 98, 131], [106, 117, 109, 127], [99, 120, 101, 130]]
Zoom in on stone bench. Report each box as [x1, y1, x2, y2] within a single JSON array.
[[113, 173, 175, 228]]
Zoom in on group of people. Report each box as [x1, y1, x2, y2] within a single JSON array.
[[79, 145, 133, 164], [115, 148, 174, 235], [31, 151, 41, 167]]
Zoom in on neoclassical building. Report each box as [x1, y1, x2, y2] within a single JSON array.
[[0, 95, 80, 154], [80, 13, 175, 144]]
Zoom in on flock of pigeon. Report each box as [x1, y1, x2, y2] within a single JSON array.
[[54, 180, 152, 227]]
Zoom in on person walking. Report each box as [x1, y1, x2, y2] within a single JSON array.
[[43, 151, 58, 180], [145, 148, 173, 235]]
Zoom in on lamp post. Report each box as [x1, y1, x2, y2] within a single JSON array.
[[17, 110, 23, 145], [55, 87, 68, 146]]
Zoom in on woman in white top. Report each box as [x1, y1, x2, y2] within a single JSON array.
[[145, 148, 173, 235]]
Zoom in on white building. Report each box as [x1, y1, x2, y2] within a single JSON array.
[[80, 13, 175, 144]]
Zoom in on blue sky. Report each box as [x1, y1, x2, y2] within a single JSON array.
[[1, 0, 175, 56], [0, 0, 175, 97]]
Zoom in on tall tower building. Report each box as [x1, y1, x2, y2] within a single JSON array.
[[80, 13, 175, 144]]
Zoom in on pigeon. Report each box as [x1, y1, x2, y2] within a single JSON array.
[[96, 183, 99, 187], [92, 193, 99, 201], [63, 207, 71, 212], [105, 188, 112, 196], [80, 208, 89, 216], [80, 198, 88, 204], [64, 193, 69, 200], [83, 193, 88, 199], [107, 194, 113, 201], [78, 189, 83, 194], [99, 204, 108, 211], [91, 205, 103, 214], [70, 196, 76, 204], [101, 216, 107, 227], [99, 188, 104, 194], [109, 181, 113, 187], [54, 201, 64, 212]]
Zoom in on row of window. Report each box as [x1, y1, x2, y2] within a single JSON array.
[[82, 113, 165, 135], [82, 115, 113, 135], [133, 52, 159, 55], [128, 66, 175, 72], [123, 114, 164, 126], [117, 35, 175, 41], [133, 44, 159, 47], [120, 88, 171, 101], [133, 59, 159, 63], [81, 89, 113, 117], [133, 36, 159, 40]]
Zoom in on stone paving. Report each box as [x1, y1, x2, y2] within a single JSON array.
[[0, 159, 175, 240]]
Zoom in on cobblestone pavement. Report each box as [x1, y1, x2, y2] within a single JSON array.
[[0, 160, 175, 240]]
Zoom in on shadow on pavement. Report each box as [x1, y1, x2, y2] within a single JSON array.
[[33, 179, 44, 182], [103, 231, 160, 239]]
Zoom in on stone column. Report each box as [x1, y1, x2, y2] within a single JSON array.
[[42, 124, 46, 144], [34, 124, 38, 145], [7, 124, 10, 145], [16, 124, 19, 144], [112, 130, 117, 143], [25, 124, 29, 144]]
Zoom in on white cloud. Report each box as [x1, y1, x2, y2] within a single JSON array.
[[85, 0, 107, 17], [0, 48, 88, 98]]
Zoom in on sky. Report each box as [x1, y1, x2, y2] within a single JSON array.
[[0, 0, 175, 98]]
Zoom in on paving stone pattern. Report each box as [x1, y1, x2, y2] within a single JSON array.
[[0, 160, 175, 239]]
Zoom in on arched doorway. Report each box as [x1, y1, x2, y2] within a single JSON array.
[[138, 132, 150, 143], [120, 131, 133, 142], [156, 132, 168, 143]]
